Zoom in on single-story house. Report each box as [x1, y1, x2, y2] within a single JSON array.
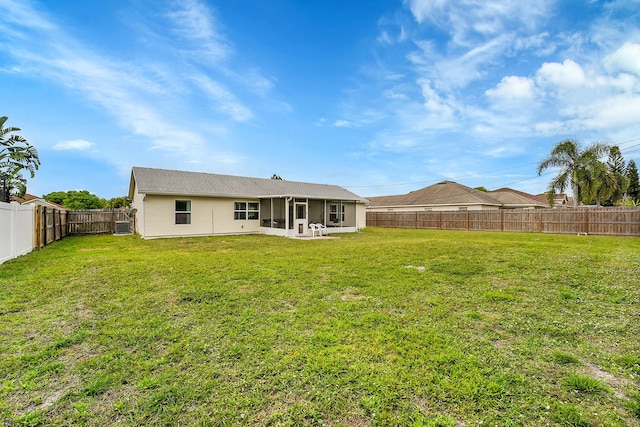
[[128, 167, 367, 239], [491, 187, 572, 208], [367, 181, 545, 212], [486, 189, 547, 209]]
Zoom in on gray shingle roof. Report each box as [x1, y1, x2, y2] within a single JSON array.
[[130, 167, 366, 202]]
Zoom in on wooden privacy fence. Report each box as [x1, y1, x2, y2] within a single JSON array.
[[67, 209, 131, 235], [32, 208, 132, 248], [34, 206, 68, 248], [366, 207, 640, 237]]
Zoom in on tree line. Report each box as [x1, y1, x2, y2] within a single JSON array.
[[42, 190, 130, 210]]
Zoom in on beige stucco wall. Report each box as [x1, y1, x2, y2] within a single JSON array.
[[130, 185, 368, 238], [137, 195, 261, 239], [131, 182, 145, 236], [356, 203, 367, 229]]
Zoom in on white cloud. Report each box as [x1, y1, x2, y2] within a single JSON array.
[[561, 94, 640, 129], [53, 139, 94, 150], [164, 0, 230, 61], [377, 30, 393, 45], [407, 27, 515, 91], [513, 32, 555, 56], [383, 88, 408, 100], [604, 42, 640, 77], [334, 120, 350, 127], [485, 76, 536, 101], [404, 0, 551, 44], [191, 74, 253, 122], [536, 59, 586, 88], [418, 79, 453, 116]]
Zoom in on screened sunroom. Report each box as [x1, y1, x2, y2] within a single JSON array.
[[259, 197, 359, 237]]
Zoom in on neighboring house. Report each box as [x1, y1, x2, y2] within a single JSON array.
[[547, 193, 573, 207], [486, 189, 547, 209], [491, 187, 572, 208], [128, 167, 368, 239], [367, 181, 546, 213], [12, 194, 67, 210], [367, 181, 503, 212]]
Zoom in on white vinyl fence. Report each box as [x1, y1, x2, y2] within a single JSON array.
[[0, 202, 34, 264]]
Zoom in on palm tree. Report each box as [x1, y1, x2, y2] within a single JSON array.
[[0, 168, 27, 200], [0, 116, 40, 179], [1, 116, 40, 202], [537, 139, 610, 208], [580, 157, 617, 206]]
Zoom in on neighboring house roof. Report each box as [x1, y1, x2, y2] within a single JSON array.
[[367, 181, 502, 208], [487, 189, 547, 208], [12, 194, 67, 209], [129, 167, 367, 202], [492, 187, 572, 207]]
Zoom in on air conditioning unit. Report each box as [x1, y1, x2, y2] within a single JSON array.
[[114, 221, 130, 234]]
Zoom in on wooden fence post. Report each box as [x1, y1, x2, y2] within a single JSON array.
[[57, 209, 62, 240], [538, 210, 543, 233], [42, 207, 47, 247], [584, 209, 589, 234], [33, 206, 40, 249]]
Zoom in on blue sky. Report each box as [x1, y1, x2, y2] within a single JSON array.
[[1, 0, 639, 199]]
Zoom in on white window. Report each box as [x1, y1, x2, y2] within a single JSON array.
[[175, 200, 191, 224], [329, 203, 345, 223], [234, 202, 259, 220]]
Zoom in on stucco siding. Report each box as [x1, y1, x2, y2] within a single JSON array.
[[140, 195, 261, 239], [212, 198, 262, 235], [131, 182, 145, 237], [356, 203, 367, 229]]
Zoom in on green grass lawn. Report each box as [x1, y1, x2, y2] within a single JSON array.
[[1, 228, 639, 426]]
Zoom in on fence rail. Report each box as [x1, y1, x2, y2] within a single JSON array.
[[366, 207, 640, 237]]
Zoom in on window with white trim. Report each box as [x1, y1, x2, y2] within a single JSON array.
[[329, 203, 345, 223], [175, 200, 191, 224], [234, 202, 259, 220]]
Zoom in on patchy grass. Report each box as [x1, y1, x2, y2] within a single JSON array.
[[564, 374, 609, 394], [1, 227, 639, 426]]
